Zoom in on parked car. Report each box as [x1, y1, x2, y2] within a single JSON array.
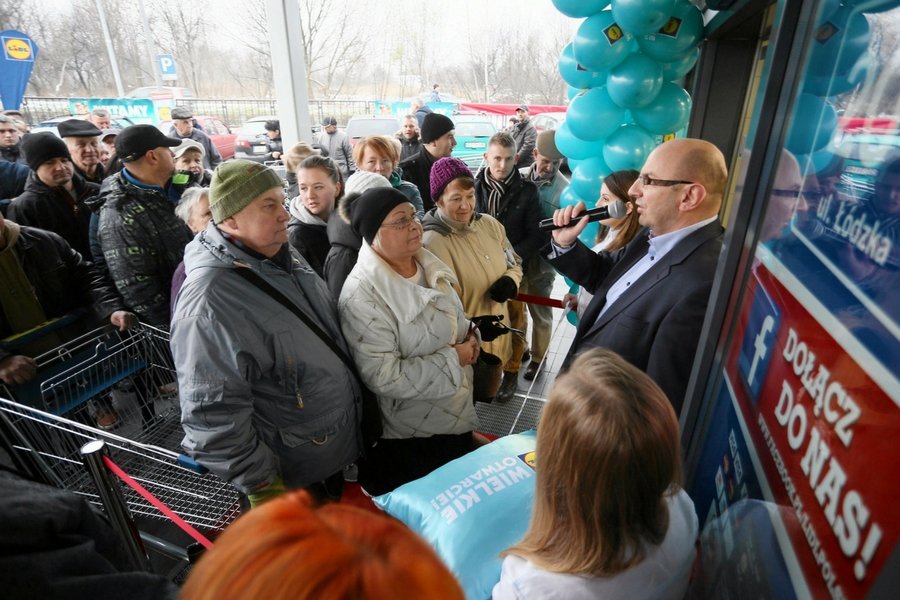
[[451, 120, 497, 169], [345, 116, 401, 146], [833, 131, 900, 201], [31, 115, 135, 137], [234, 115, 279, 162], [531, 111, 567, 133], [159, 115, 237, 160]]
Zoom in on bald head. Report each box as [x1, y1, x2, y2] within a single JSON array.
[[629, 138, 728, 235]]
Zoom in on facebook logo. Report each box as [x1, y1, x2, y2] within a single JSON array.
[[737, 285, 781, 402]]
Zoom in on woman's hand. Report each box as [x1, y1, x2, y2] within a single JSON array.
[[453, 336, 480, 367]]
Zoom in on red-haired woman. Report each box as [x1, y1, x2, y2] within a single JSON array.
[[182, 490, 464, 600]]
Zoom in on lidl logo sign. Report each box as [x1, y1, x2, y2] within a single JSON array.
[[518, 451, 536, 469], [3, 37, 33, 61]]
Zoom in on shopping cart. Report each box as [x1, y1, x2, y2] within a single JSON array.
[[0, 323, 240, 569]]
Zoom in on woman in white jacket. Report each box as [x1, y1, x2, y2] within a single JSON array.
[[338, 187, 480, 495]]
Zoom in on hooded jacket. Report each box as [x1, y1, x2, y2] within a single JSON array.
[[7, 171, 97, 258], [338, 242, 478, 439], [399, 147, 439, 212], [323, 194, 362, 300], [89, 172, 193, 327], [170, 225, 362, 493], [397, 133, 422, 163], [287, 197, 330, 278], [421, 209, 523, 364]]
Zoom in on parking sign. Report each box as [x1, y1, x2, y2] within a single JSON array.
[[157, 54, 177, 81]]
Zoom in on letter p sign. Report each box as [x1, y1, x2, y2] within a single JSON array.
[[157, 54, 177, 81]]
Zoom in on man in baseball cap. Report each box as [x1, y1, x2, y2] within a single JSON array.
[[58, 118, 105, 184], [512, 104, 537, 170], [91, 124, 192, 327]]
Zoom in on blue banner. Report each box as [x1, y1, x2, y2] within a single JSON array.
[[0, 30, 38, 110]]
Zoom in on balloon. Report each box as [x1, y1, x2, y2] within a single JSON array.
[[570, 156, 612, 203], [606, 53, 664, 108], [567, 158, 584, 172], [603, 124, 656, 171], [566, 87, 627, 141], [555, 122, 608, 160], [573, 11, 633, 72], [797, 149, 838, 176], [578, 220, 601, 247], [841, 0, 900, 14], [636, 0, 705, 61], [552, 0, 611, 18], [611, 0, 675, 36], [566, 85, 581, 101], [803, 53, 868, 96], [784, 94, 838, 155], [806, 7, 869, 79], [559, 185, 585, 209], [660, 47, 700, 80], [559, 43, 609, 89], [631, 82, 692, 134]]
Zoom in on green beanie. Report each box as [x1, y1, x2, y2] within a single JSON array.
[[209, 159, 284, 222]]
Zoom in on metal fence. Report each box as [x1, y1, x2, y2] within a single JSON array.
[[19, 96, 378, 130]]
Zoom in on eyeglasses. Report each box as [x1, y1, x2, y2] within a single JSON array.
[[637, 175, 695, 187], [380, 214, 421, 230]]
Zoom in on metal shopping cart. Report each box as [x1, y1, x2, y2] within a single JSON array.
[[0, 322, 240, 572]]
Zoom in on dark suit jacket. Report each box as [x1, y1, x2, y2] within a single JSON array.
[[550, 220, 724, 413]]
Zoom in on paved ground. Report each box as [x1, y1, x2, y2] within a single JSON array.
[[474, 275, 577, 437]]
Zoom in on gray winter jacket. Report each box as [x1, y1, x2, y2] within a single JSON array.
[[170, 224, 362, 493]]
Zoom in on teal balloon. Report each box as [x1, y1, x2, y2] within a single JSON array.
[[603, 124, 656, 171], [841, 0, 900, 13], [567, 87, 627, 141], [803, 53, 868, 96], [636, 0, 704, 61], [556, 122, 608, 160], [660, 47, 699, 80], [606, 53, 663, 108], [565, 283, 580, 326], [611, 0, 675, 36], [567, 85, 581, 101], [797, 149, 837, 175], [559, 43, 609, 89], [631, 82, 692, 134], [567, 158, 584, 172], [552, 0, 610, 18], [578, 221, 601, 247], [571, 156, 612, 203], [785, 94, 838, 155], [559, 185, 585, 209], [807, 7, 869, 79], [573, 11, 633, 72]]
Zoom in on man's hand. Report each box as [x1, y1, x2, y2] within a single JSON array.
[[110, 311, 138, 331], [0, 355, 37, 385], [551, 200, 590, 248]]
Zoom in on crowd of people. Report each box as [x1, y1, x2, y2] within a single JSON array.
[[1, 103, 730, 596]]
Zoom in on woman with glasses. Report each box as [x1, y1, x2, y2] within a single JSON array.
[[421, 157, 523, 384], [338, 187, 479, 495]]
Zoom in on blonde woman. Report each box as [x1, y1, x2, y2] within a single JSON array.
[[494, 348, 698, 599]]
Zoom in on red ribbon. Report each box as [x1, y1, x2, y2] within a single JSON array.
[[102, 455, 214, 549], [515, 293, 565, 308]]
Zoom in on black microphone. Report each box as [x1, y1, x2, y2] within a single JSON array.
[[538, 199, 627, 232]]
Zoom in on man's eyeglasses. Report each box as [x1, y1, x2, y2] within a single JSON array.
[[380, 214, 422, 230], [637, 175, 695, 187]]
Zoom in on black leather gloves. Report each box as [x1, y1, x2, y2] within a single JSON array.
[[487, 276, 518, 303], [471, 315, 510, 342]]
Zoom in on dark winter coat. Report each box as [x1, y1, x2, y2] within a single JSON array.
[[287, 219, 330, 279], [89, 172, 193, 327], [0, 144, 26, 165], [0, 160, 30, 216], [74, 162, 105, 186], [474, 168, 548, 270], [324, 196, 362, 300], [397, 134, 422, 163], [399, 147, 439, 213], [0, 224, 122, 364], [7, 171, 98, 258], [513, 119, 537, 169]]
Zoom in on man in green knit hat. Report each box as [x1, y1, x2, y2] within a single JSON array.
[[170, 160, 363, 508]]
